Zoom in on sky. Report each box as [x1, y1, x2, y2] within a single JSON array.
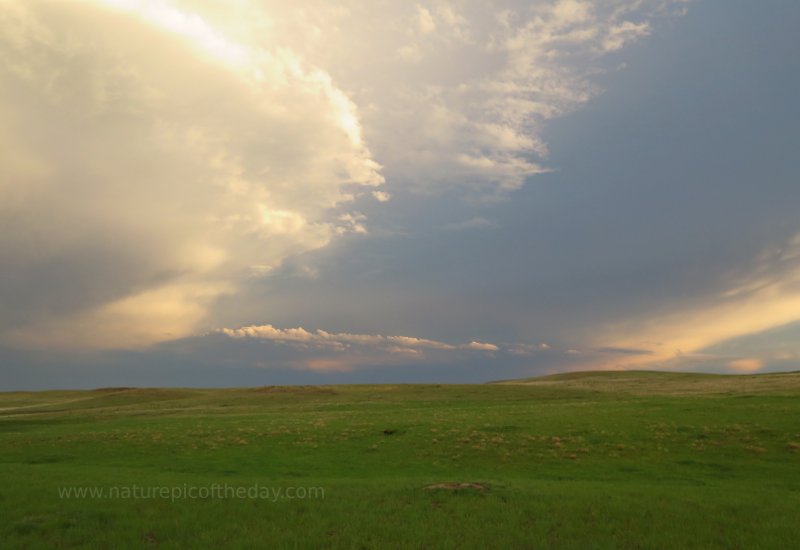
[[1, 0, 799, 389]]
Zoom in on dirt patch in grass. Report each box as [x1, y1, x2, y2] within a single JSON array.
[[424, 482, 488, 491]]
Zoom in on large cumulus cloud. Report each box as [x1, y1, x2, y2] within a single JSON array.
[[0, 0, 689, 351], [0, 0, 382, 348]]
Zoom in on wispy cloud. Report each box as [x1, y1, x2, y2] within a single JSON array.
[[217, 324, 499, 354], [297, 0, 692, 193]]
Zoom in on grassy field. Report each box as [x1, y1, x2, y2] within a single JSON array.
[[1, 371, 799, 548]]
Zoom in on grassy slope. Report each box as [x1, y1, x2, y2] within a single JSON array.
[[0, 373, 799, 548], [495, 369, 800, 394]]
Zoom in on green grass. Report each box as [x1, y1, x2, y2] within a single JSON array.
[[1, 372, 799, 548]]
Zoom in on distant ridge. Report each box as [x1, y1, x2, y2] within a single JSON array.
[[489, 369, 800, 395]]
